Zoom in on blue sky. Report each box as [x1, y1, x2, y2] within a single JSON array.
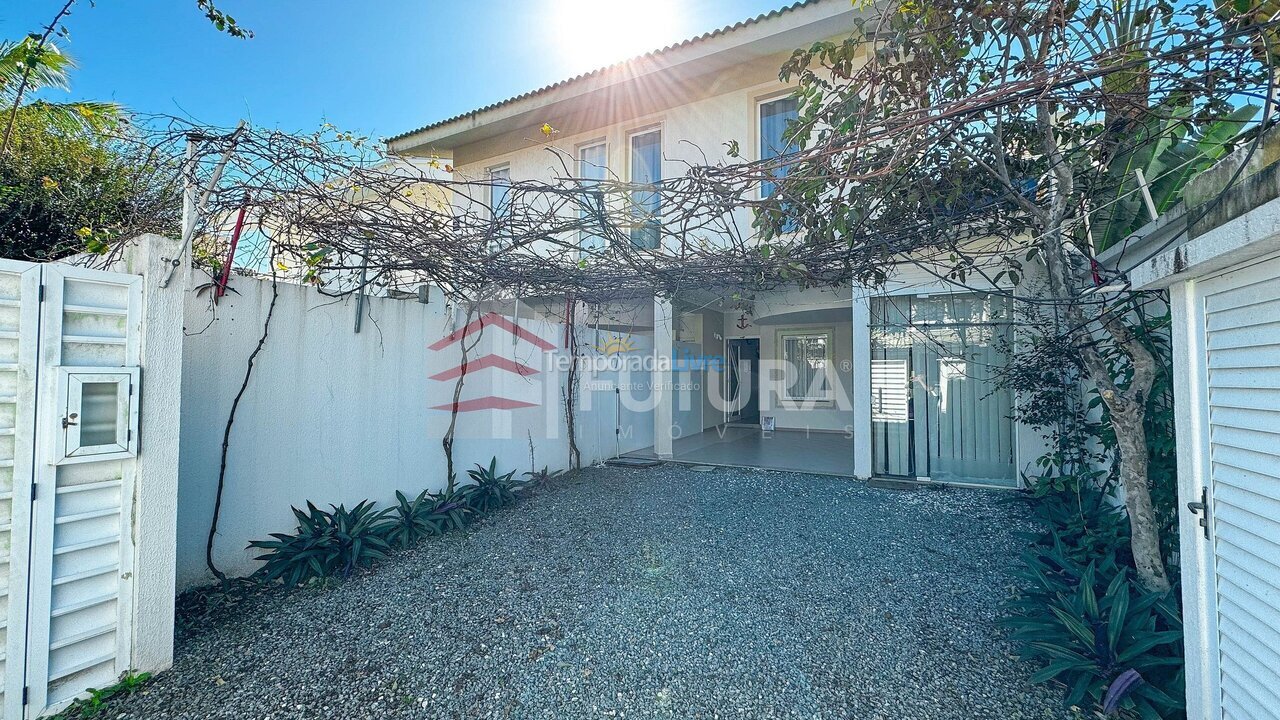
[[2, 1, 788, 140]]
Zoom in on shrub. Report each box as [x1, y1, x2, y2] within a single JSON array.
[[522, 465, 564, 494], [383, 489, 447, 549], [1005, 531, 1185, 719], [461, 457, 520, 514], [1022, 483, 1131, 568], [248, 500, 393, 586], [426, 487, 476, 531], [246, 457, 540, 585]]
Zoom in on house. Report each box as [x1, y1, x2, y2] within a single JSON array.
[[385, 0, 1046, 487], [1120, 125, 1280, 720]]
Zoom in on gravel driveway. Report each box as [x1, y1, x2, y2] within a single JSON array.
[[111, 466, 1070, 719]]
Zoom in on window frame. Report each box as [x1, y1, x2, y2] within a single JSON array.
[[53, 366, 141, 465], [755, 93, 802, 234], [756, 94, 799, 193], [486, 164, 511, 252], [626, 126, 663, 250], [777, 328, 834, 403], [576, 140, 609, 255], [487, 164, 511, 217]]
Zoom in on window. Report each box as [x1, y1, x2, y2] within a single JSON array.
[[759, 96, 800, 231], [780, 331, 831, 402], [628, 129, 661, 250], [578, 143, 608, 254], [487, 166, 511, 252], [54, 366, 140, 464]]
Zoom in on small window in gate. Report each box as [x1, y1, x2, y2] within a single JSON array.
[[54, 366, 139, 464]]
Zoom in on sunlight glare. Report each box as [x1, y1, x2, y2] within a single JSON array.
[[551, 0, 684, 71]]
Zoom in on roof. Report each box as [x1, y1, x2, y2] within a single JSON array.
[[384, 0, 829, 148]]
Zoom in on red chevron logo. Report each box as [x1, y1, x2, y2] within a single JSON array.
[[429, 353, 539, 381], [431, 396, 540, 412], [428, 312, 556, 352]]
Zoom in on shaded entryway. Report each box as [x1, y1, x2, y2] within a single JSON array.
[[626, 425, 855, 476]]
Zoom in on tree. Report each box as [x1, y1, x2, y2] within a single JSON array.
[[774, 0, 1266, 592], [0, 35, 121, 156], [0, 112, 180, 260]]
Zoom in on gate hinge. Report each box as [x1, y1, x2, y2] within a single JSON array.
[[22, 685, 28, 705], [37, 283, 45, 303], [1187, 486, 1211, 540], [30, 481, 36, 502]]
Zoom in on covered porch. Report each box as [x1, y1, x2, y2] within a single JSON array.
[[624, 425, 856, 477], [644, 282, 1034, 488]]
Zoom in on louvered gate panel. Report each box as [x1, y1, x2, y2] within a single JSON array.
[[24, 265, 141, 716], [0, 260, 39, 720], [1204, 256, 1280, 720]]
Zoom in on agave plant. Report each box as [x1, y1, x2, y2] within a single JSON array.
[[1004, 535, 1185, 719], [461, 457, 519, 514], [382, 489, 446, 549], [521, 465, 562, 494], [248, 500, 393, 585], [426, 487, 475, 532]]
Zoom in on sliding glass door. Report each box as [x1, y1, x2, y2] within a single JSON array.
[[870, 294, 1016, 487]]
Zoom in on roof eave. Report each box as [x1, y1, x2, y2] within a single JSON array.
[[385, 0, 854, 154]]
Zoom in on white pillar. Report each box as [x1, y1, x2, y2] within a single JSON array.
[[125, 234, 185, 673], [851, 289, 873, 479], [653, 295, 674, 458]]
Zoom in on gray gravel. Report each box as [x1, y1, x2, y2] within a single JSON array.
[[111, 465, 1071, 719]]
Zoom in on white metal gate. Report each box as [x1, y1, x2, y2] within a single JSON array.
[[1187, 254, 1280, 720], [0, 260, 142, 719]]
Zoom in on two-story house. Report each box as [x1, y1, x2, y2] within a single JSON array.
[[387, 0, 1043, 488]]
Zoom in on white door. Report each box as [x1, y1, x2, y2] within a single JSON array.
[[0, 260, 40, 720], [1191, 254, 1280, 719], [0, 262, 143, 719]]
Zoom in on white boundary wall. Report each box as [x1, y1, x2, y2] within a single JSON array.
[[177, 276, 651, 589]]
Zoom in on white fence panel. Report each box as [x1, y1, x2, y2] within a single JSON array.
[[24, 265, 142, 717], [0, 260, 40, 720]]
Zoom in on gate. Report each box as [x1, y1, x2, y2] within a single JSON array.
[[0, 260, 143, 719], [1181, 253, 1280, 720]]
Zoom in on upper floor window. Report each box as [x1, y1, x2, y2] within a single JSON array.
[[759, 96, 800, 232], [578, 142, 608, 254], [487, 165, 511, 252], [628, 129, 662, 250]]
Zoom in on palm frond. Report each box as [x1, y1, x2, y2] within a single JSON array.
[[15, 100, 123, 136], [0, 37, 76, 101]]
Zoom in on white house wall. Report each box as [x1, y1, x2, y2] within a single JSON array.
[[449, 69, 806, 256]]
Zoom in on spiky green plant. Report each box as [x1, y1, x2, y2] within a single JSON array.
[[461, 457, 519, 514], [383, 489, 446, 549], [1004, 533, 1185, 718], [248, 500, 393, 585]]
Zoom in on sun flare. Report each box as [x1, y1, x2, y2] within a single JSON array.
[[551, 0, 684, 71]]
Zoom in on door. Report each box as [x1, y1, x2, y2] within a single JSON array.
[[1194, 255, 1280, 720], [725, 338, 759, 425], [0, 260, 40, 720], [0, 262, 143, 719], [870, 294, 1016, 486]]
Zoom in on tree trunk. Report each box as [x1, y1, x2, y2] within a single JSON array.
[[1033, 102, 1171, 594], [562, 299, 582, 471], [1109, 401, 1170, 592], [442, 301, 482, 493]]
